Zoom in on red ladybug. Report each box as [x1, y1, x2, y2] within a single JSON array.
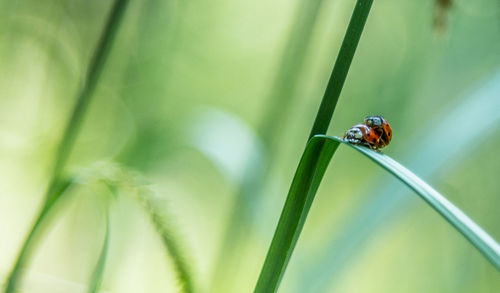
[[364, 115, 392, 147], [343, 124, 380, 149], [343, 116, 392, 150]]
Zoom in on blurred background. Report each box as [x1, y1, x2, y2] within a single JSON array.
[[1, 0, 499, 292]]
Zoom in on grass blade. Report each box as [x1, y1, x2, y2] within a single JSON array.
[[254, 1, 374, 291], [4, 1, 129, 292], [87, 213, 110, 293], [51, 0, 130, 180], [81, 163, 197, 293], [308, 0, 373, 138], [3, 179, 75, 293], [133, 187, 196, 293], [298, 70, 500, 293], [254, 138, 340, 292], [255, 133, 500, 292], [315, 135, 500, 270]]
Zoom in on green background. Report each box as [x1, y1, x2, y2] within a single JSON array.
[[0, 0, 499, 292]]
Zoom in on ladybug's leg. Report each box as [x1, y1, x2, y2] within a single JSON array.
[[364, 143, 381, 152], [378, 137, 387, 147], [361, 142, 375, 150]]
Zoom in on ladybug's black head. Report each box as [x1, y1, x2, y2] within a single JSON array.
[[364, 116, 383, 127]]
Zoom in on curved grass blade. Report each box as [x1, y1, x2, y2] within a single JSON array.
[[3, 178, 75, 293], [51, 0, 130, 180], [254, 138, 340, 293], [133, 186, 196, 293], [315, 135, 500, 270], [80, 163, 197, 293], [255, 134, 500, 292], [4, 2, 130, 291], [298, 68, 500, 293], [87, 213, 110, 293]]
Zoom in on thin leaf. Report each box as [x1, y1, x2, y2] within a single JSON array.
[[254, 138, 340, 292], [4, 1, 129, 292], [298, 69, 500, 293], [3, 179, 75, 293], [87, 213, 110, 293], [255, 134, 500, 293], [50, 0, 130, 180], [135, 189, 196, 293], [85, 163, 198, 293], [315, 135, 500, 270], [254, 0, 374, 291]]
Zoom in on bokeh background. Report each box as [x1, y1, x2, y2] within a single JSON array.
[[1, 0, 499, 292]]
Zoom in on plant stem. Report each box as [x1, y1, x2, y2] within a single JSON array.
[[3, 1, 129, 292], [87, 212, 110, 293], [135, 186, 196, 293], [254, 1, 374, 292], [254, 138, 339, 293], [3, 179, 74, 293], [308, 0, 373, 139], [51, 0, 130, 181]]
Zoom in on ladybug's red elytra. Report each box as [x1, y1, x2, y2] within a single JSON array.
[[364, 115, 392, 146], [343, 115, 392, 150]]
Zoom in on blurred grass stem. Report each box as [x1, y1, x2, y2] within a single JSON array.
[[209, 0, 326, 291], [3, 179, 74, 293], [134, 186, 196, 293], [3, 1, 129, 292], [87, 213, 110, 293]]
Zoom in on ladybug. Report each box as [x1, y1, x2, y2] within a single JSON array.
[[343, 115, 392, 150], [364, 115, 392, 147], [343, 124, 381, 149]]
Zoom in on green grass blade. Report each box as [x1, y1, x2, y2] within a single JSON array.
[[3, 179, 75, 293], [87, 213, 110, 293], [255, 133, 500, 292], [308, 0, 373, 138], [254, 1, 374, 291], [315, 135, 500, 270], [298, 72, 500, 293], [50, 0, 129, 179], [81, 164, 197, 293], [254, 138, 340, 293], [4, 2, 129, 292], [134, 188, 196, 293]]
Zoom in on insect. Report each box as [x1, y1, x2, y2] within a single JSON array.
[[364, 115, 392, 147], [343, 115, 392, 150]]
